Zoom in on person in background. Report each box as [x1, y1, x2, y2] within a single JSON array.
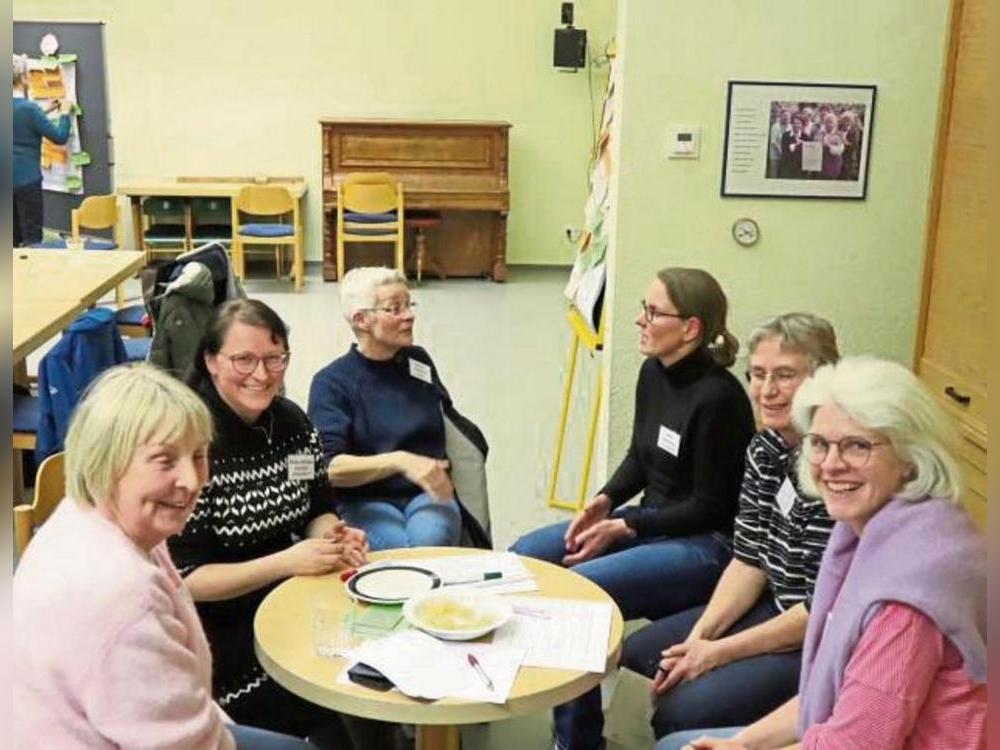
[[838, 110, 863, 181], [658, 357, 986, 750], [13, 53, 72, 246], [308, 266, 464, 551], [169, 299, 373, 747], [768, 109, 791, 178], [778, 115, 806, 179], [819, 113, 846, 180], [511, 267, 756, 750], [618, 314, 838, 741], [14, 364, 316, 749]]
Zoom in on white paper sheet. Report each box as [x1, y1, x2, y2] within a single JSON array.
[[490, 596, 613, 673], [341, 630, 524, 703], [365, 552, 538, 594]]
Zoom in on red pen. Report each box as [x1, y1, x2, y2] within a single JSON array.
[[467, 653, 495, 691]]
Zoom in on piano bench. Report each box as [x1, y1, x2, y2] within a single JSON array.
[[405, 210, 443, 283]]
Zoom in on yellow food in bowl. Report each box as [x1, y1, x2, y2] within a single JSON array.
[[415, 597, 496, 632]]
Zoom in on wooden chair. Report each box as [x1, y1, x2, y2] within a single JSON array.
[[12, 391, 38, 507], [232, 185, 304, 291], [72, 194, 150, 343], [336, 172, 404, 281], [14, 452, 65, 559]]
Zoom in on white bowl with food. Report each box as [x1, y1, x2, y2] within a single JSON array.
[[403, 589, 513, 641]]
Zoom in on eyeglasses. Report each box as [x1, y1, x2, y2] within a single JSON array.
[[804, 434, 890, 468], [366, 300, 418, 317], [639, 300, 686, 324], [221, 351, 291, 375], [745, 367, 805, 389]]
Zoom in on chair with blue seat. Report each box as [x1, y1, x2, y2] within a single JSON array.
[[336, 172, 405, 281], [231, 185, 303, 290]]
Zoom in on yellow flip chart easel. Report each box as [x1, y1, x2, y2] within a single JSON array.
[[547, 304, 605, 511]]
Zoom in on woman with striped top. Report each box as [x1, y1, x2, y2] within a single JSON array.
[[620, 313, 840, 740]]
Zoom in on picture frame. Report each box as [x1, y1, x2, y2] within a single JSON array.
[[721, 80, 876, 199]]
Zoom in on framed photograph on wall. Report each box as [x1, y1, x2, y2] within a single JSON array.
[[721, 81, 876, 199]]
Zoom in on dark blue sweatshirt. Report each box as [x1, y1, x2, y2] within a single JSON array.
[[308, 344, 450, 505]]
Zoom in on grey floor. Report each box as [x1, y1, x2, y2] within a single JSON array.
[[26, 261, 627, 750], [250, 262, 619, 750]]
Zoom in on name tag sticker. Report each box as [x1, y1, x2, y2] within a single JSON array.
[[775, 477, 798, 517], [409, 358, 433, 384], [656, 425, 681, 456], [287, 454, 315, 481]]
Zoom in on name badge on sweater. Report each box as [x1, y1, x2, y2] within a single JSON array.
[[287, 454, 314, 481], [775, 477, 797, 517], [656, 425, 681, 456], [409, 358, 432, 384]]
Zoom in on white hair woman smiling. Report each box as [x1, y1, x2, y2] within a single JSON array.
[[661, 356, 985, 750], [793, 356, 964, 503], [14, 364, 316, 750]]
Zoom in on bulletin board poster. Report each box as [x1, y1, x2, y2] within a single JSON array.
[[563, 49, 618, 334], [26, 54, 88, 194]]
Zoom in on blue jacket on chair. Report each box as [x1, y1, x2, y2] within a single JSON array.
[[36, 307, 127, 460]]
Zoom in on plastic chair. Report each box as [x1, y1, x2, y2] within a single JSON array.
[[232, 185, 303, 290], [191, 197, 233, 248], [336, 173, 404, 281], [141, 197, 189, 262], [14, 452, 65, 559]]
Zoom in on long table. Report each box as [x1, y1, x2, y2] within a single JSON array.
[[12, 249, 146, 502], [116, 177, 308, 289]]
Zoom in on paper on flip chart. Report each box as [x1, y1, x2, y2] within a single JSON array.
[[490, 597, 613, 673], [342, 630, 524, 703], [366, 552, 538, 594]]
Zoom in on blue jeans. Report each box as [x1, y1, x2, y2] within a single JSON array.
[[230, 723, 318, 749], [655, 726, 743, 750], [510, 515, 731, 750], [337, 492, 462, 551], [624, 597, 801, 737]]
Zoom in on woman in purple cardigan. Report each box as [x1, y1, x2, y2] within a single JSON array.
[[657, 357, 986, 750]]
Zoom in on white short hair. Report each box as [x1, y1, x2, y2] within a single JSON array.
[[792, 356, 964, 503], [339, 266, 407, 325]]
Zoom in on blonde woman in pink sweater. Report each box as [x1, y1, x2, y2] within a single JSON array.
[[13, 364, 317, 750]]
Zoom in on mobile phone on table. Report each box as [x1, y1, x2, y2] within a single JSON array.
[[347, 661, 394, 692]]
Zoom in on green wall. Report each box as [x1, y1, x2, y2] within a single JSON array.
[[13, 0, 618, 264], [602, 0, 952, 469]]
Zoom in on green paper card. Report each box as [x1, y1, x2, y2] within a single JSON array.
[[58, 53, 78, 63], [71, 152, 91, 166]]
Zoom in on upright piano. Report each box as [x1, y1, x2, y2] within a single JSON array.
[[320, 119, 511, 281]]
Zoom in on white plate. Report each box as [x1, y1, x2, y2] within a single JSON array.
[[403, 590, 513, 641], [346, 565, 441, 604]]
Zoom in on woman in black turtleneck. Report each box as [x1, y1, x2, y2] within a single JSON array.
[[511, 267, 755, 750]]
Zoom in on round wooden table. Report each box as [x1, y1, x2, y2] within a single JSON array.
[[254, 547, 624, 750]]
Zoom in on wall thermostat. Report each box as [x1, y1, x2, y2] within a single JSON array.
[[732, 217, 760, 247], [667, 125, 700, 159]]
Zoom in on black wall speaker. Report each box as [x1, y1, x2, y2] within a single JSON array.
[[553, 27, 587, 69]]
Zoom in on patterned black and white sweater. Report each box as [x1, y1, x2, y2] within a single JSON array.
[[168, 382, 335, 713]]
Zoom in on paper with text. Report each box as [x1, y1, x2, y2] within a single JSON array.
[[491, 596, 613, 672]]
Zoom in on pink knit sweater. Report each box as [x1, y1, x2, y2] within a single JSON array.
[[13, 498, 235, 749]]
